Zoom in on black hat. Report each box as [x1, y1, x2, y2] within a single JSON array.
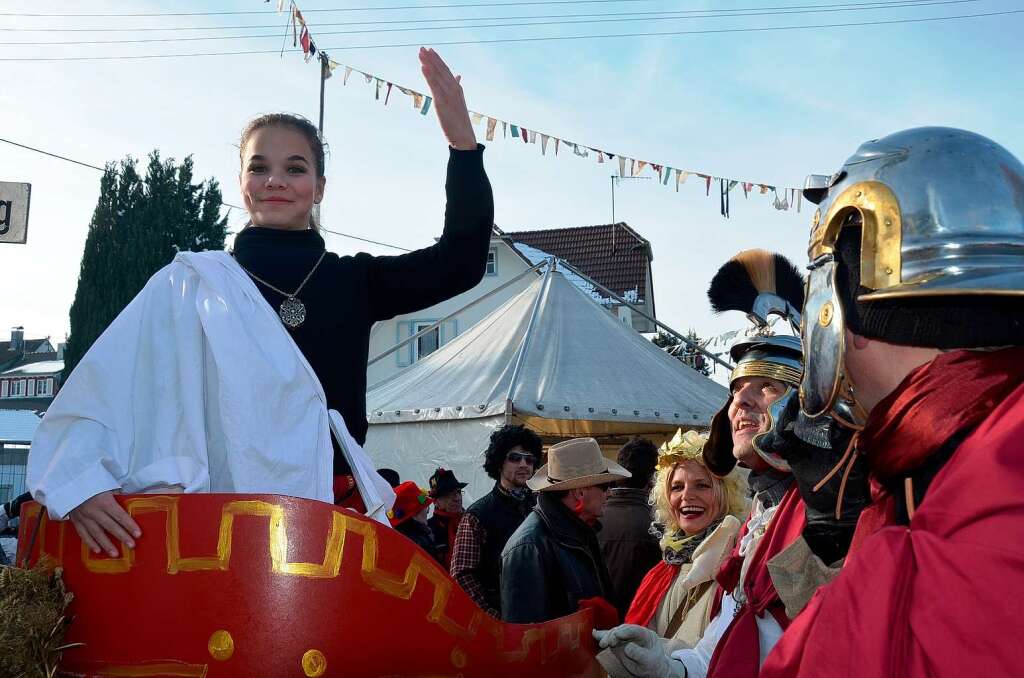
[[428, 468, 468, 498]]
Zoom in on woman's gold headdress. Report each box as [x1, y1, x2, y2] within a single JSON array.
[[657, 429, 708, 469]]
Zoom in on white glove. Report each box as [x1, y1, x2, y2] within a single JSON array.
[[593, 626, 687, 678]]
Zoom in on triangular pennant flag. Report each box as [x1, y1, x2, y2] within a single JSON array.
[[502, 121, 507, 137], [292, 6, 299, 46], [636, 160, 648, 175], [796, 191, 803, 213], [324, 59, 338, 79], [412, 93, 424, 110], [597, 151, 605, 164], [374, 78, 382, 100], [510, 124, 519, 137], [554, 138, 560, 155], [697, 174, 712, 195], [529, 130, 537, 144], [759, 184, 769, 194], [343, 66, 352, 85], [299, 26, 310, 55], [662, 167, 671, 186], [618, 156, 627, 177], [384, 82, 393, 105], [630, 159, 636, 176], [521, 127, 529, 143], [486, 118, 497, 142], [364, 73, 373, 84], [471, 112, 484, 125], [676, 170, 690, 191], [573, 144, 589, 158], [728, 180, 739, 193], [540, 134, 549, 155], [277, 0, 286, 10], [420, 96, 432, 115]]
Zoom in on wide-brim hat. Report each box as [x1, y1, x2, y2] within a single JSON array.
[[388, 481, 433, 527], [527, 437, 631, 492], [703, 335, 803, 476], [428, 467, 468, 498]]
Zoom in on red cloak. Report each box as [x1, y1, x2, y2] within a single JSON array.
[[762, 348, 1024, 677]]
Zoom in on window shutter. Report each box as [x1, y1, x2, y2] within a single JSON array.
[[440, 319, 459, 345], [0, 380, 7, 398], [27, 379, 36, 397], [396, 321, 413, 367]]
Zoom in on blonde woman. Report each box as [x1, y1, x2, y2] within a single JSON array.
[[620, 430, 746, 647]]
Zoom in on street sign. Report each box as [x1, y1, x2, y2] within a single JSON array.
[[0, 181, 32, 244]]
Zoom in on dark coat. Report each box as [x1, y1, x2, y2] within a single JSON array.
[[597, 487, 661, 619], [396, 519, 443, 565], [500, 492, 612, 624]]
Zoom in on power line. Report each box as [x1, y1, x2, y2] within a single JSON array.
[[0, 0, 698, 18], [0, 136, 412, 251], [0, 0, 981, 45], [0, 8, 1019, 61], [0, 0, 974, 31]]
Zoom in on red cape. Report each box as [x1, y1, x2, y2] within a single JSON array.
[[762, 381, 1024, 677]]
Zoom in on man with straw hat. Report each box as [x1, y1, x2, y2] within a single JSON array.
[[500, 437, 631, 624]]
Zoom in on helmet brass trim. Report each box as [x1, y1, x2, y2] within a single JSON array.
[[730, 361, 802, 387], [810, 181, 903, 293]]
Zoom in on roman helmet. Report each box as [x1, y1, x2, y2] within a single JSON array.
[[703, 250, 805, 476], [801, 127, 1024, 428]]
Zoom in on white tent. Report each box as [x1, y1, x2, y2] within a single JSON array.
[[364, 265, 728, 501]]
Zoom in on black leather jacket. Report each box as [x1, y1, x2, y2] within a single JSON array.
[[500, 492, 612, 624]]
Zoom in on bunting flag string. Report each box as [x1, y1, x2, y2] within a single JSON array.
[[275, 0, 799, 216]]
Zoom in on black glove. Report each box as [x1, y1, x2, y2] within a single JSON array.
[[755, 391, 869, 564], [3, 491, 32, 521]]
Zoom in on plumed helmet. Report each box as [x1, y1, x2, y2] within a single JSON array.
[[801, 127, 1024, 427], [703, 250, 805, 476]]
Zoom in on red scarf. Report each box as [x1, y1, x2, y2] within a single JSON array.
[[432, 509, 463, 569], [625, 560, 680, 626], [849, 346, 1024, 552], [706, 483, 804, 678]]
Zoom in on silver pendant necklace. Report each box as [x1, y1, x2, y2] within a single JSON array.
[[232, 250, 327, 329]]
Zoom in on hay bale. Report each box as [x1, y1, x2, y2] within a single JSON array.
[[0, 562, 79, 678]]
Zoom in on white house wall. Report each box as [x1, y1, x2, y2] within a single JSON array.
[[366, 239, 535, 387]]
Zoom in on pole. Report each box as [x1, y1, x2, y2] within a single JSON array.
[[318, 53, 327, 134], [611, 175, 616, 224]]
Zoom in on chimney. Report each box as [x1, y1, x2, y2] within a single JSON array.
[[10, 326, 24, 352]]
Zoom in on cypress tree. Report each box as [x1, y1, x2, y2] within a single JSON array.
[[64, 152, 228, 379]]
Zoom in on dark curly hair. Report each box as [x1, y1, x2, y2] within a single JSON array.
[[483, 424, 543, 480], [616, 437, 658, 489]]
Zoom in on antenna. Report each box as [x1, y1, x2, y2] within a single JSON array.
[[610, 174, 651, 224]]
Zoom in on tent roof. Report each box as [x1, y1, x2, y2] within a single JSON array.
[[367, 266, 727, 434]]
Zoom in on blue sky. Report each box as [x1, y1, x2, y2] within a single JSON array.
[[2, 0, 1022, 371]]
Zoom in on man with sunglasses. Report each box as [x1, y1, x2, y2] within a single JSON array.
[[501, 437, 630, 624], [450, 424, 543, 617]]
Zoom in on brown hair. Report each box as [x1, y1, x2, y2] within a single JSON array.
[[239, 113, 327, 230]]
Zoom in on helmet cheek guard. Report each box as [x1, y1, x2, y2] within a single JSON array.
[[703, 398, 737, 477]]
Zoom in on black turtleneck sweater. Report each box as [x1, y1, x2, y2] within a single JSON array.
[[232, 146, 493, 474]]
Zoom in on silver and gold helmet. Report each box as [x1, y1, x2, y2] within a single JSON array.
[[703, 250, 805, 476], [801, 127, 1024, 427]]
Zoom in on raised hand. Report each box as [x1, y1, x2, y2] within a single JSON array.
[[419, 47, 477, 151], [69, 490, 142, 558]]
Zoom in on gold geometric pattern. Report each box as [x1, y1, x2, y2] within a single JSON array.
[[28, 497, 585, 665]]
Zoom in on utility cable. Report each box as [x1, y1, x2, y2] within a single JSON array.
[[0, 8, 1019, 61], [0, 0, 977, 32], [0, 136, 412, 251], [0, 0, 982, 45], [0, 0, 707, 18]]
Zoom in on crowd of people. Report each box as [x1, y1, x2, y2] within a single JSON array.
[[8, 44, 1023, 676]]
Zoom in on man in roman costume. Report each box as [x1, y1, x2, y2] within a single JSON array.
[[762, 127, 1024, 677], [596, 251, 866, 677]]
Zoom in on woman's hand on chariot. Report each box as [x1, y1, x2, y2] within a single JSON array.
[[419, 47, 477, 151], [69, 490, 142, 558]]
